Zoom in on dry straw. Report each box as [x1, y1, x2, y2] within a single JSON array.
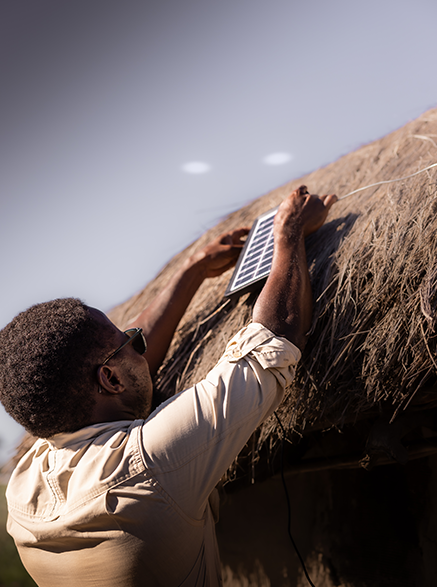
[[6, 108, 437, 473], [110, 107, 437, 463]]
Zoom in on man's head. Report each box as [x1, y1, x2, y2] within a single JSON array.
[[0, 298, 152, 438], [90, 308, 153, 424]]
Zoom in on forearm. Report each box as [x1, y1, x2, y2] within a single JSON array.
[[130, 227, 249, 378], [252, 230, 312, 351], [131, 254, 207, 377], [252, 186, 336, 349]]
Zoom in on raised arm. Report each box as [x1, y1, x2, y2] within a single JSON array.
[[130, 228, 249, 377], [252, 185, 337, 351]]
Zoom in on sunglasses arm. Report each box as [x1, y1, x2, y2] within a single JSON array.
[[129, 257, 207, 377]]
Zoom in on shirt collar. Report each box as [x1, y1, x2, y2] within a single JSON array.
[[47, 420, 140, 449]]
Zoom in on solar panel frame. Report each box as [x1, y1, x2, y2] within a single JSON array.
[[224, 206, 278, 298]]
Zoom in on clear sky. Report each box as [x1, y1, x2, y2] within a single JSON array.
[[1, 0, 437, 466]]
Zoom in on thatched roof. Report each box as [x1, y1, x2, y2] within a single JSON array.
[[5, 108, 437, 479], [109, 107, 437, 477]]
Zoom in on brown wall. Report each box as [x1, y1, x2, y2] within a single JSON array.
[[217, 455, 437, 586]]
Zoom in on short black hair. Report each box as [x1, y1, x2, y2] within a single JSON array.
[[0, 298, 114, 438]]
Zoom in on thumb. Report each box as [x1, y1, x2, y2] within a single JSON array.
[[320, 194, 338, 209]]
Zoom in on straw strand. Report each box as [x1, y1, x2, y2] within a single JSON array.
[[339, 162, 437, 200]]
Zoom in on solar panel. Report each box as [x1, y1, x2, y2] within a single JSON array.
[[224, 206, 278, 298]]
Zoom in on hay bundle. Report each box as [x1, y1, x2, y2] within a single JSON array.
[[110, 107, 437, 465]]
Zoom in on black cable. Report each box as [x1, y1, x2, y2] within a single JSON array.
[[274, 411, 316, 587]]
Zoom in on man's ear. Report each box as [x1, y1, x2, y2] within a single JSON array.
[[96, 364, 126, 395]]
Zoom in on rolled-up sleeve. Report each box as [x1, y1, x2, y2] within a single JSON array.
[[140, 323, 300, 519]]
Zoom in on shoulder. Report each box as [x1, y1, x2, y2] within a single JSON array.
[[220, 322, 301, 369]]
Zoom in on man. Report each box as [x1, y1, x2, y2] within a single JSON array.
[[1, 186, 336, 586]]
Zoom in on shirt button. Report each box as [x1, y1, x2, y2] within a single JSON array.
[[233, 349, 242, 358]]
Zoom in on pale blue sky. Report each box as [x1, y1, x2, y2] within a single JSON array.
[[1, 0, 437, 465]]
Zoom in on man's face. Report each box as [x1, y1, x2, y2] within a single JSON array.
[[89, 308, 154, 419]]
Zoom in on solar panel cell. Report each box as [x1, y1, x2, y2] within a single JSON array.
[[224, 206, 278, 298]]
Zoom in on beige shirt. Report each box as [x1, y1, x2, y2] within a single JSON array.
[[7, 323, 300, 587]]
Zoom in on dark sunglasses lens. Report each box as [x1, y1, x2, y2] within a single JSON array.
[[129, 331, 147, 355]]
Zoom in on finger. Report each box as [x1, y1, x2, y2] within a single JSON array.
[[229, 227, 250, 237], [289, 185, 309, 198], [220, 227, 250, 245], [320, 194, 338, 208], [216, 242, 245, 257], [224, 243, 246, 256], [231, 227, 250, 243]]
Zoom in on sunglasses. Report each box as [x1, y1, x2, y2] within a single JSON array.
[[101, 328, 147, 366]]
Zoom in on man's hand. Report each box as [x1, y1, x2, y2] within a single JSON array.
[[274, 185, 337, 241], [131, 227, 249, 377], [192, 228, 250, 278]]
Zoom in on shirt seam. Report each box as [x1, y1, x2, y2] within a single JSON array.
[[8, 448, 146, 520], [138, 389, 277, 478]]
